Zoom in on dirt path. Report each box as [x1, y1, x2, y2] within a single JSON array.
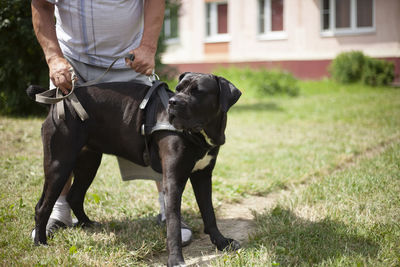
[[183, 194, 284, 266], [149, 192, 287, 266]]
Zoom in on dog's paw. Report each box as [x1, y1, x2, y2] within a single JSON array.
[[73, 219, 101, 228], [31, 229, 48, 246], [213, 237, 241, 251], [167, 258, 186, 267]]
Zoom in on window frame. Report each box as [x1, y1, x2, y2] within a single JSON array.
[[258, 0, 287, 41], [205, 1, 231, 43], [320, 0, 375, 37], [163, 5, 179, 44]]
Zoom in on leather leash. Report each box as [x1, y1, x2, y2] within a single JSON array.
[[35, 53, 135, 121]]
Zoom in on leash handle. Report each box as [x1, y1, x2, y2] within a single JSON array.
[[36, 53, 134, 105], [77, 53, 135, 87]]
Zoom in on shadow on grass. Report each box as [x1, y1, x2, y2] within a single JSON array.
[[232, 102, 284, 113], [76, 212, 243, 265], [249, 206, 379, 265], [82, 215, 166, 248]]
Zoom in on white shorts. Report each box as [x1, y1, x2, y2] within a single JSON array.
[[51, 56, 162, 182]]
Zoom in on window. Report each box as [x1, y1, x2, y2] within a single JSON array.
[[258, 0, 287, 40], [321, 0, 374, 36], [163, 4, 179, 43], [206, 2, 230, 42]]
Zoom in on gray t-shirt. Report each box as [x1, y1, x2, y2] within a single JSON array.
[[47, 0, 144, 68]]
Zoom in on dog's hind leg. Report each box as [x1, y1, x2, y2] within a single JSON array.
[[34, 155, 77, 245], [190, 171, 241, 251], [68, 147, 102, 227], [34, 113, 87, 245]]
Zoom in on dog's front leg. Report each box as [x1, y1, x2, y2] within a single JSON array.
[[158, 135, 191, 266], [190, 171, 240, 251], [163, 174, 187, 267]]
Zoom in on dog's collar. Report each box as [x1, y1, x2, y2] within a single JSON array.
[[200, 130, 216, 147]]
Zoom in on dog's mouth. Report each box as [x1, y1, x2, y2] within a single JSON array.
[[168, 113, 177, 125], [168, 109, 203, 132], [168, 108, 183, 129]]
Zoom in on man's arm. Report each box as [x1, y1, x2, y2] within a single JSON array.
[[127, 0, 165, 76], [31, 0, 72, 93]]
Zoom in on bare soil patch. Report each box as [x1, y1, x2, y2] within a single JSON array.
[[149, 193, 286, 266]]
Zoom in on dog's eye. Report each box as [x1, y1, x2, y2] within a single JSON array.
[[175, 85, 183, 92], [189, 86, 200, 95]]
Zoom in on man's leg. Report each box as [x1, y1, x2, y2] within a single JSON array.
[[47, 176, 73, 227], [156, 181, 192, 246]]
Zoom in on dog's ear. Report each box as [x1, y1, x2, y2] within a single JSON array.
[[216, 76, 242, 112], [179, 72, 190, 81]]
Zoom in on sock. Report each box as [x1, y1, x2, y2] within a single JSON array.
[[158, 192, 192, 243], [49, 195, 73, 227], [181, 228, 192, 244], [158, 192, 166, 221]]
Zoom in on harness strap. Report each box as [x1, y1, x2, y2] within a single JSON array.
[[157, 85, 170, 109], [140, 80, 165, 110], [142, 122, 182, 135]]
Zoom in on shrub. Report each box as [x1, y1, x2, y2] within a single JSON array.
[[259, 69, 300, 96], [329, 51, 365, 83], [362, 57, 394, 86], [0, 0, 49, 115], [329, 51, 395, 86], [213, 67, 299, 97]]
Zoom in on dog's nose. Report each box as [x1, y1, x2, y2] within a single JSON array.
[[169, 97, 178, 106]]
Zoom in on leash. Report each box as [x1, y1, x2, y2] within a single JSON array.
[[35, 53, 136, 121]]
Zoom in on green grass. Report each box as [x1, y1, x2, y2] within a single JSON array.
[[211, 143, 400, 267], [0, 79, 399, 266], [216, 80, 400, 199]]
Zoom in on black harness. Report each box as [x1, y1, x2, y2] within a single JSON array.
[[139, 80, 180, 136], [140, 81, 216, 166]]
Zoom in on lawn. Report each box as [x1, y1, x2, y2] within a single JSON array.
[[0, 80, 399, 266]]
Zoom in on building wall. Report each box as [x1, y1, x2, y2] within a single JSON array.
[[162, 0, 400, 80]]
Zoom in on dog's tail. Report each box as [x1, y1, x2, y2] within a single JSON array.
[[26, 85, 47, 101]]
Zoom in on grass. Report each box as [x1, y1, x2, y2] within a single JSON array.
[[0, 78, 399, 266], [215, 80, 400, 199], [211, 142, 400, 266]]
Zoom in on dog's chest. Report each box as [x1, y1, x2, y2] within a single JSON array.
[[192, 152, 215, 172]]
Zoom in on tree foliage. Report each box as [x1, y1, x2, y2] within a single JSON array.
[[0, 0, 48, 115]]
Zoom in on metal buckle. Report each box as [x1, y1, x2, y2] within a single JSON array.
[[141, 124, 145, 135], [148, 70, 160, 83], [69, 67, 77, 88]]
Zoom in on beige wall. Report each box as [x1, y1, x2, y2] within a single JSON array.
[[162, 0, 400, 64]]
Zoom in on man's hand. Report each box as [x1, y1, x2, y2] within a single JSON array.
[[32, 0, 74, 94], [48, 56, 73, 94], [125, 45, 156, 76], [125, 0, 164, 77]]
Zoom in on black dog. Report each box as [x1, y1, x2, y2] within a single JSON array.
[[29, 72, 241, 266]]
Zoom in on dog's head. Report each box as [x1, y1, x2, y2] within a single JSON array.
[[168, 72, 241, 145]]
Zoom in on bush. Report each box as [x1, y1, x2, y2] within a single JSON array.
[[0, 0, 49, 115], [213, 67, 299, 97], [362, 57, 394, 86], [329, 51, 394, 86], [329, 51, 365, 83]]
